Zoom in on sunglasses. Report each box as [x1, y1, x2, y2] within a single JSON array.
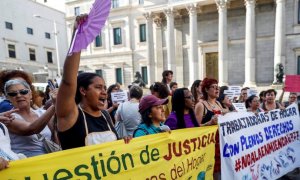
[[7, 89, 30, 97]]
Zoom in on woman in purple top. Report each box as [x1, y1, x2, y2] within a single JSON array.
[[165, 88, 199, 129]]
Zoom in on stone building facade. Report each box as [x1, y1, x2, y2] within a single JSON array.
[[0, 0, 68, 82], [65, 0, 300, 88]]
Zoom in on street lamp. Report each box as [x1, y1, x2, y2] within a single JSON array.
[[33, 14, 61, 77]]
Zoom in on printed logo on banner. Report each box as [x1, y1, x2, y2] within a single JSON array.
[[218, 104, 300, 180]]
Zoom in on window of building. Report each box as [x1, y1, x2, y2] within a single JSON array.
[[5, 22, 13, 30], [45, 32, 51, 39], [113, 28, 122, 45], [47, 51, 53, 63], [141, 66, 148, 84], [74, 7, 80, 16], [139, 0, 144, 5], [29, 48, 36, 61], [95, 69, 103, 77], [139, 24, 146, 42], [115, 68, 122, 85], [27, 27, 33, 35], [298, 1, 300, 24], [298, 56, 300, 75], [8, 44, 16, 58], [95, 34, 102, 47], [112, 0, 119, 8]]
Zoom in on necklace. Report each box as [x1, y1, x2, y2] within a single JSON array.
[[207, 100, 217, 109]]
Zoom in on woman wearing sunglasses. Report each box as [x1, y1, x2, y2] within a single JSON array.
[[3, 79, 56, 157], [0, 70, 38, 113], [164, 88, 199, 130]]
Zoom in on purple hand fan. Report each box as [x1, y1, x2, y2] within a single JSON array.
[[68, 0, 111, 55]]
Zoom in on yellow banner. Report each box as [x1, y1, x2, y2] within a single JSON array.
[[0, 126, 217, 180]]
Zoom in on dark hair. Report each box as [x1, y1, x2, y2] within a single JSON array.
[[217, 94, 227, 108], [129, 85, 143, 99], [245, 95, 258, 109], [259, 91, 265, 103], [0, 70, 37, 104], [106, 84, 119, 107], [140, 108, 153, 127], [170, 82, 178, 89], [172, 88, 199, 129], [201, 78, 218, 100], [264, 89, 277, 97], [150, 82, 169, 99], [162, 70, 173, 84], [191, 80, 201, 103], [219, 86, 229, 96], [75, 72, 102, 104], [241, 87, 250, 92]]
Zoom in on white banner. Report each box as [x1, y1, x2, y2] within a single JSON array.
[[218, 104, 300, 180]]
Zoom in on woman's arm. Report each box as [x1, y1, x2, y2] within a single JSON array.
[[7, 105, 55, 136], [195, 102, 204, 125], [56, 16, 87, 131]]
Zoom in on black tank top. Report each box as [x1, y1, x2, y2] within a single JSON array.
[[202, 102, 222, 124], [58, 108, 117, 150]]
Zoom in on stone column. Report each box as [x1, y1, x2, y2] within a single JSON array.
[[164, 8, 176, 77], [144, 12, 156, 84], [244, 0, 256, 87], [216, 0, 228, 86], [154, 16, 163, 82], [273, 0, 286, 83], [187, 3, 199, 86]]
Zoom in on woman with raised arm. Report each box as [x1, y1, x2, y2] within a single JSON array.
[[56, 16, 118, 150]]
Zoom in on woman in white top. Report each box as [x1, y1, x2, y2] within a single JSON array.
[[4, 79, 56, 157]]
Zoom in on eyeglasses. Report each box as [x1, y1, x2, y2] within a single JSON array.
[[209, 85, 219, 90], [184, 95, 195, 101], [7, 89, 30, 97]]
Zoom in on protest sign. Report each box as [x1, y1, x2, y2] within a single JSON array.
[[247, 89, 258, 96], [232, 103, 247, 112], [0, 127, 218, 180], [228, 86, 242, 99], [218, 104, 300, 179], [111, 91, 128, 103], [285, 75, 300, 92], [224, 90, 235, 100]]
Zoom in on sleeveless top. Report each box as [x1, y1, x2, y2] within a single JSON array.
[[10, 109, 51, 157], [202, 101, 223, 124], [58, 108, 118, 150]]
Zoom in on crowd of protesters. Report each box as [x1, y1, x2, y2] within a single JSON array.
[[0, 15, 299, 179]]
